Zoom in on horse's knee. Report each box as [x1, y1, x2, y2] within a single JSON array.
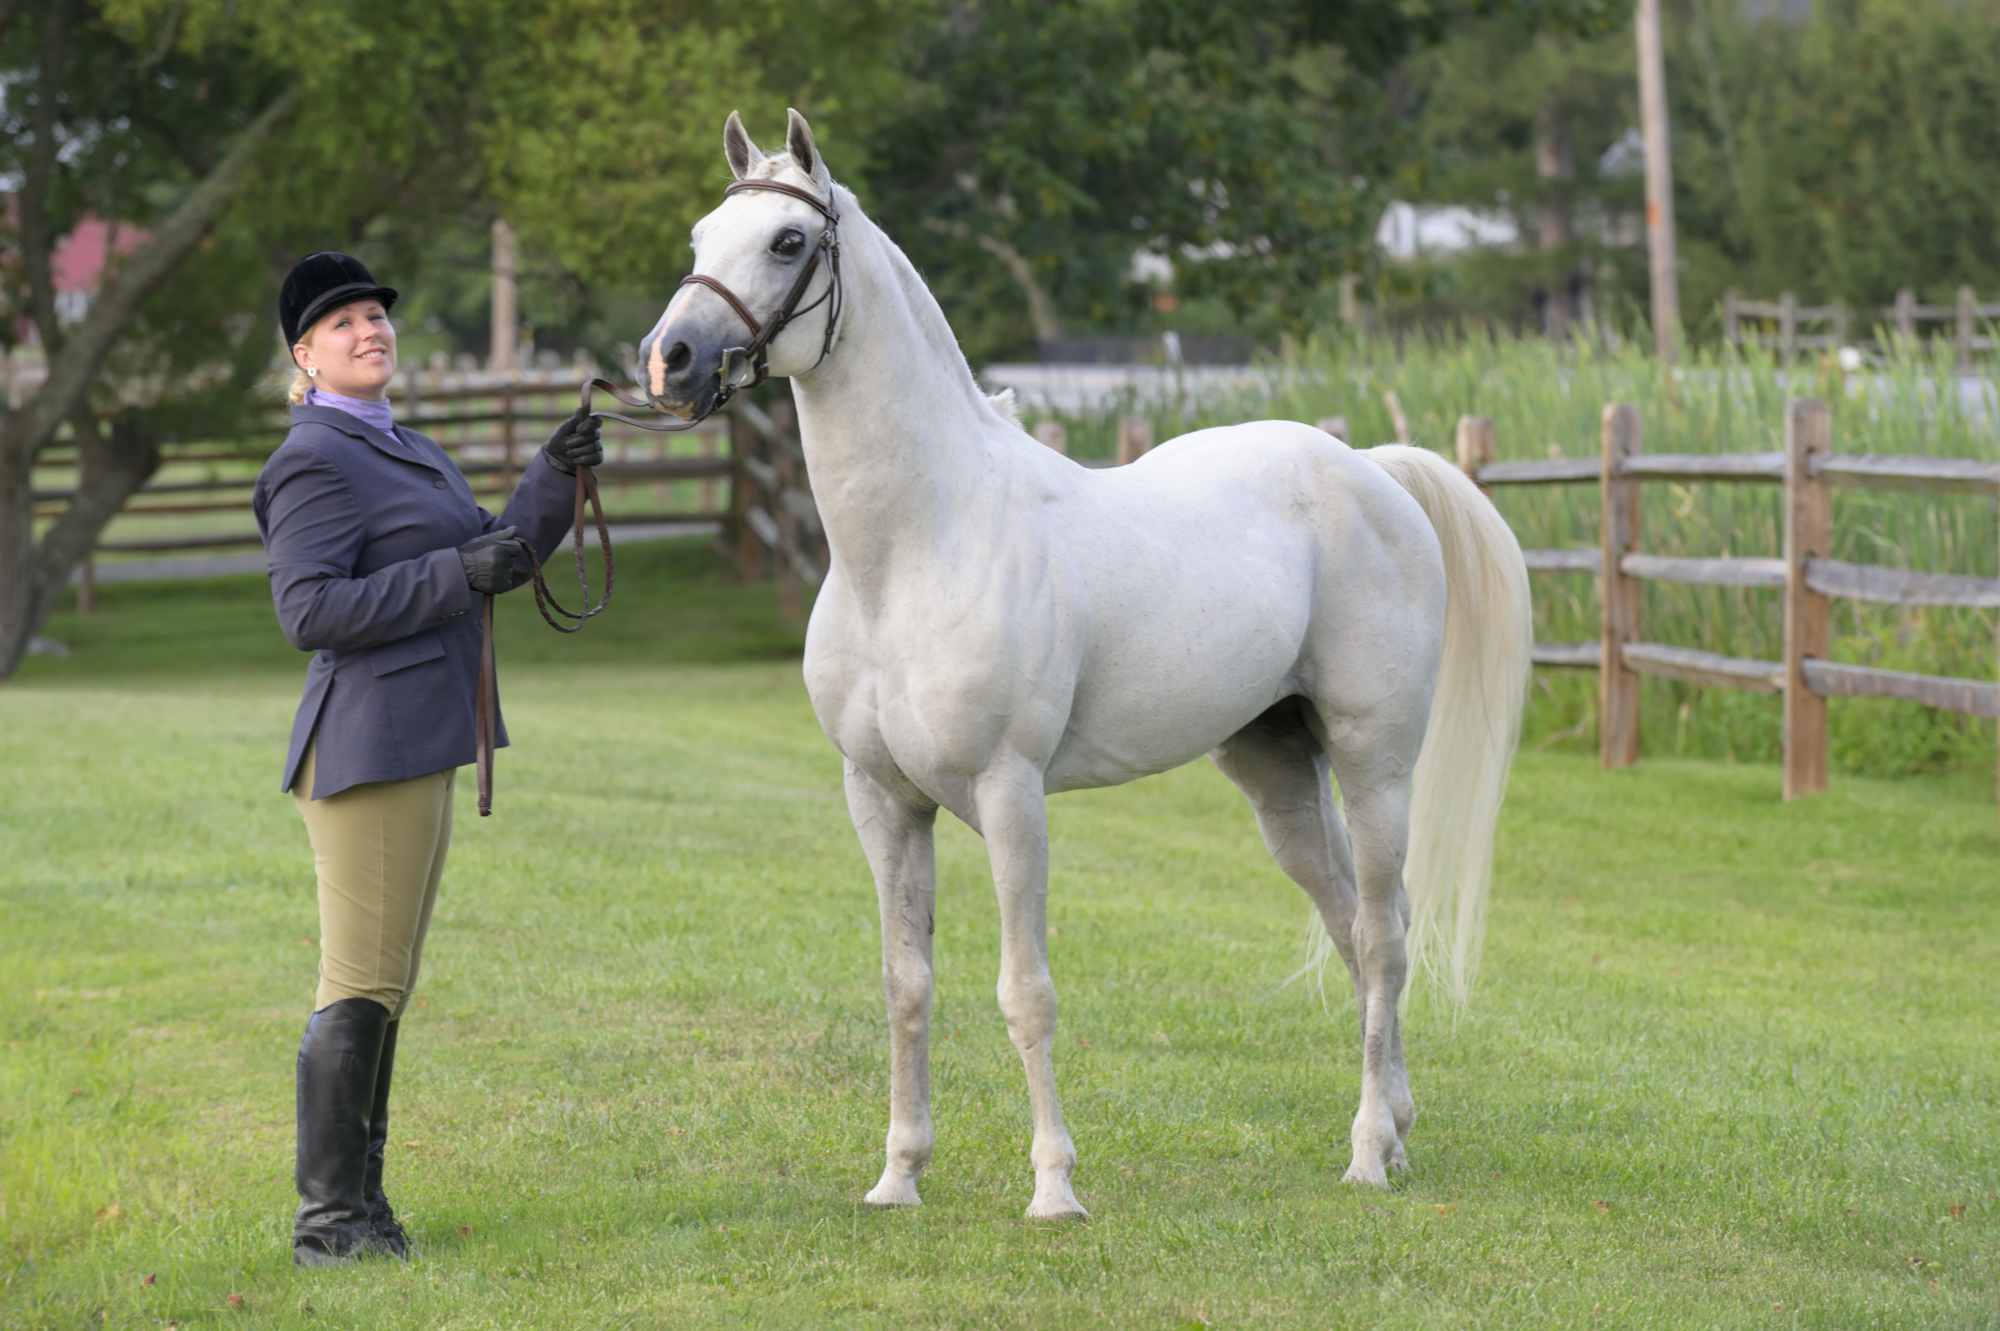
[[883, 963, 933, 1038], [995, 971, 1057, 1049]]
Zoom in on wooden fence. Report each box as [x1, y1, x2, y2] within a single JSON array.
[[31, 366, 828, 616], [1458, 398, 2000, 801], [1724, 288, 2000, 367]]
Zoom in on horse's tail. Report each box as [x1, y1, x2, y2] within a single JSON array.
[[1358, 444, 1532, 1006]]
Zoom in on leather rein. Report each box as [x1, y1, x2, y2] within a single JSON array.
[[473, 176, 843, 817]]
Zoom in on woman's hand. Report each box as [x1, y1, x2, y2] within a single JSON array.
[[541, 409, 605, 475], [458, 526, 535, 595]]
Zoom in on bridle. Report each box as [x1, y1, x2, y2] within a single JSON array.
[[674, 177, 844, 406], [474, 175, 842, 817]]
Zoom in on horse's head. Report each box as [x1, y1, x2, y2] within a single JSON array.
[[639, 108, 842, 420]]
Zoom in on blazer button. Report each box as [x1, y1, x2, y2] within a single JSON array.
[[432, 477, 447, 489]]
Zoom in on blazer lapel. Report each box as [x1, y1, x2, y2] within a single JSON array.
[[290, 404, 445, 477]]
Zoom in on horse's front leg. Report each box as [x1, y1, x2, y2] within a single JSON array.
[[846, 760, 941, 1208], [975, 760, 1087, 1220]]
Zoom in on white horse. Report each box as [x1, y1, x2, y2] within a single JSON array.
[[639, 110, 1532, 1218]]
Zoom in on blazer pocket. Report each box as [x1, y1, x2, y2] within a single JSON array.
[[367, 630, 448, 677]]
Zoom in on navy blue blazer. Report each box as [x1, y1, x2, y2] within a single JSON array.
[[253, 404, 578, 798]]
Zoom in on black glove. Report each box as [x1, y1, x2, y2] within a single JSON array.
[[541, 409, 604, 475], [457, 526, 535, 596]]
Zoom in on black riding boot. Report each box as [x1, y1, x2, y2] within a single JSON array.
[[364, 1018, 410, 1259], [293, 997, 390, 1266]]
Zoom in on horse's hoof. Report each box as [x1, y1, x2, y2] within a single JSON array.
[[1025, 1189, 1089, 1221], [1341, 1160, 1390, 1189], [1389, 1141, 1411, 1173], [864, 1176, 921, 1207]]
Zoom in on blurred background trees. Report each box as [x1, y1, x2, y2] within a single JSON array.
[[6, 0, 2000, 670]]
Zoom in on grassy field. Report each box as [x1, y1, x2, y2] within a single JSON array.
[[4, 540, 1998, 1330]]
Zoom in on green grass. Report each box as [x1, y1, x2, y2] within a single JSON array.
[[1032, 333, 2000, 778], [4, 540, 1998, 1329]]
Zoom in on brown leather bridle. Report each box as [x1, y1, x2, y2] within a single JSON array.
[[473, 177, 843, 817]]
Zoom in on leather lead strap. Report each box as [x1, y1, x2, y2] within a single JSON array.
[[475, 593, 496, 816]]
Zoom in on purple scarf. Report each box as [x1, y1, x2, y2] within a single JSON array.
[[306, 386, 395, 435]]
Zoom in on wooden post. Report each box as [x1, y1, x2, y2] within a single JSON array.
[[1599, 402, 1642, 769], [1116, 415, 1153, 465], [1383, 390, 1410, 444], [1956, 286, 1976, 372], [1722, 290, 1739, 350], [698, 427, 718, 515], [77, 555, 96, 616], [1636, 0, 1680, 363], [1454, 416, 1495, 488], [1782, 398, 1832, 800], [1779, 291, 1798, 364], [1894, 288, 1916, 341], [489, 219, 518, 372], [726, 411, 755, 579], [1315, 416, 1349, 441], [1032, 421, 1067, 454]]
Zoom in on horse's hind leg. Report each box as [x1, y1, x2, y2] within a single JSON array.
[[846, 761, 941, 1208], [1212, 703, 1414, 1173], [1318, 717, 1424, 1188], [1211, 700, 1363, 1010]]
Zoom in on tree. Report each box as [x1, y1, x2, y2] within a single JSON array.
[[855, 1, 1515, 362], [0, 0, 913, 678], [1670, 0, 2000, 327], [1380, 2, 1635, 335]]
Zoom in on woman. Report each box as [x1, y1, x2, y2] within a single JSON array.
[[252, 251, 603, 1266]]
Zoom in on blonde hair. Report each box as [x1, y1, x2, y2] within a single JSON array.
[[287, 365, 313, 404]]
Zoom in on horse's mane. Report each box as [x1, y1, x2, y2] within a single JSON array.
[[827, 179, 1022, 430]]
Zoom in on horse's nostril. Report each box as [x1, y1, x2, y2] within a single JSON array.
[[666, 342, 692, 374]]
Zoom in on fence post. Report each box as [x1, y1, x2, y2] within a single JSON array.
[[726, 410, 756, 580], [77, 556, 96, 616], [1454, 416, 1495, 485], [1782, 398, 1832, 800], [1116, 415, 1153, 465], [1894, 288, 1917, 341], [1956, 286, 1977, 372], [1032, 421, 1067, 455], [1722, 289, 1738, 349], [1315, 416, 1349, 441], [1779, 291, 1798, 364], [1599, 402, 1642, 769]]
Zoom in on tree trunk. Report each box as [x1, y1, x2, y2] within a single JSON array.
[[1534, 101, 1575, 340], [0, 87, 296, 680], [0, 437, 43, 679]]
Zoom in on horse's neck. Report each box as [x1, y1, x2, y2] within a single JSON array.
[[790, 201, 1006, 584]]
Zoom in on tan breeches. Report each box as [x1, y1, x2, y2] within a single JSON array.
[[292, 743, 455, 1018]]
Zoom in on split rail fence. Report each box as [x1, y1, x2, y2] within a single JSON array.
[[1451, 398, 2000, 801], [32, 366, 827, 617], [1724, 288, 2000, 367]]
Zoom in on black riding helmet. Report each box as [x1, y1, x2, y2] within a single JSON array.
[[279, 251, 398, 347]]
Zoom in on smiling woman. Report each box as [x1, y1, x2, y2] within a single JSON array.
[[254, 250, 607, 1268]]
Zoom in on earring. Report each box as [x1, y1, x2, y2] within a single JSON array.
[[307, 367, 318, 378]]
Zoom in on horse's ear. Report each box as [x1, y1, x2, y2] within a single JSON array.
[[723, 111, 762, 181], [785, 107, 832, 194]]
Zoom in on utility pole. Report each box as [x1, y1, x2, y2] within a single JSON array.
[[1635, 0, 1679, 364], [489, 218, 518, 371]]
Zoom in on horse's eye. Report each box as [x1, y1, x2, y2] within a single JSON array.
[[771, 229, 805, 258]]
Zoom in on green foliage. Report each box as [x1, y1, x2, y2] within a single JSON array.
[[5, 539, 1998, 1328], [1670, 0, 2000, 329], [861, 1, 1510, 361]]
